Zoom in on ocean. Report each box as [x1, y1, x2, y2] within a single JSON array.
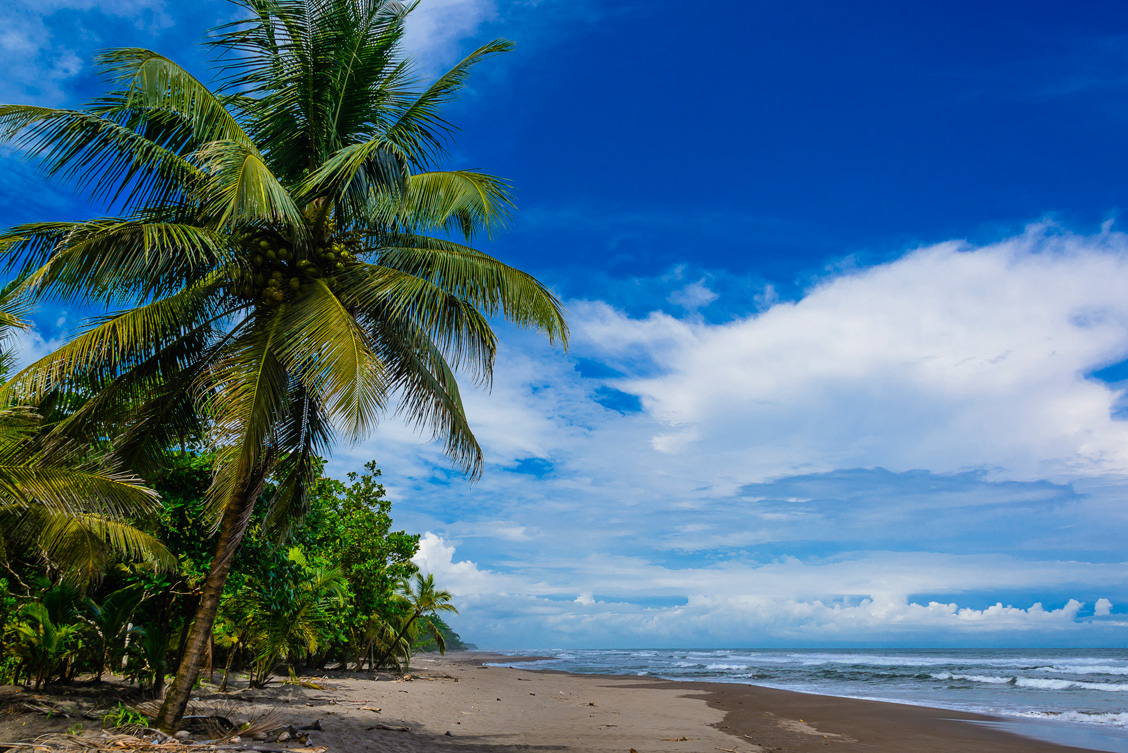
[[490, 648, 1128, 752]]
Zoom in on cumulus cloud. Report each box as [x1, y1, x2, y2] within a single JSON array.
[[667, 279, 718, 311], [578, 225, 1128, 484], [348, 227, 1128, 647], [1095, 597, 1114, 616]]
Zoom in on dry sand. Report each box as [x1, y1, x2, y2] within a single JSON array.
[[0, 652, 1099, 753]]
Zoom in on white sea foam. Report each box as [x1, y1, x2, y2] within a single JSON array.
[[1015, 710, 1128, 727], [706, 663, 750, 670], [1016, 677, 1128, 692], [1043, 663, 1128, 676], [932, 671, 1013, 684]]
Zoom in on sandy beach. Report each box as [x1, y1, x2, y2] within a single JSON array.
[[192, 652, 1108, 752], [1, 651, 1108, 753]]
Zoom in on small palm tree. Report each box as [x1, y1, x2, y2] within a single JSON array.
[[0, 0, 565, 730], [84, 584, 146, 680], [373, 572, 457, 671], [235, 548, 346, 687], [7, 602, 82, 689]]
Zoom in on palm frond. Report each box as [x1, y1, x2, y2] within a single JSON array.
[[196, 139, 308, 232], [369, 315, 481, 477], [3, 219, 227, 304], [277, 278, 388, 436], [1, 278, 223, 405], [96, 48, 253, 147], [263, 381, 333, 540], [337, 261, 498, 383], [380, 170, 514, 240], [199, 310, 288, 527], [382, 39, 514, 167], [373, 233, 568, 347], [3, 504, 174, 585], [0, 105, 201, 209]]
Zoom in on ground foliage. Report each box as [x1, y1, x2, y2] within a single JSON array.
[[0, 455, 466, 692]]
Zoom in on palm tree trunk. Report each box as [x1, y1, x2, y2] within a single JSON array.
[[372, 612, 419, 672], [154, 478, 263, 732]]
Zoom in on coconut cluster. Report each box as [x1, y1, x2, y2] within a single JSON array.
[[232, 231, 357, 306]]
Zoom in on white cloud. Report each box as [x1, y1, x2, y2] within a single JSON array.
[[1095, 597, 1114, 616], [0, 0, 171, 103], [402, 0, 498, 69], [577, 225, 1128, 484], [9, 323, 65, 372], [667, 279, 718, 311], [411, 534, 1128, 647], [344, 226, 1128, 646]]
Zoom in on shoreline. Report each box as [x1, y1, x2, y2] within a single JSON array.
[[471, 651, 1123, 752]]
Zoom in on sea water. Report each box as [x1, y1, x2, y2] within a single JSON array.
[[490, 648, 1128, 751]]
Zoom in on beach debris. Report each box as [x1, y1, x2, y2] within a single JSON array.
[[660, 737, 691, 741], [282, 669, 323, 690], [276, 732, 290, 743], [360, 708, 381, 713], [367, 723, 411, 732], [715, 747, 738, 752], [444, 731, 452, 736]]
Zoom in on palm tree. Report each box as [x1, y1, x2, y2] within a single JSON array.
[[373, 572, 457, 671], [0, 0, 566, 731]]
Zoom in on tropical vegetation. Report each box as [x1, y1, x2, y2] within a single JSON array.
[[0, 0, 562, 733], [0, 457, 471, 693]]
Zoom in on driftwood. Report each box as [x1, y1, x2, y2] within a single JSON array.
[[365, 724, 410, 732]]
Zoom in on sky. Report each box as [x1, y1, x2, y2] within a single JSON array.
[[3, 0, 1128, 649]]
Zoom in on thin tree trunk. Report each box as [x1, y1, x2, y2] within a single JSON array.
[[206, 632, 214, 682], [154, 478, 263, 732], [219, 641, 237, 692], [372, 612, 419, 672]]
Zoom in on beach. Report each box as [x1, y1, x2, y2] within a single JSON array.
[[192, 652, 1107, 753], [3, 651, 1113, 752]]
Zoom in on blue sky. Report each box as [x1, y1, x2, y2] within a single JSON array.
[[4, 0, 1128, 648]]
